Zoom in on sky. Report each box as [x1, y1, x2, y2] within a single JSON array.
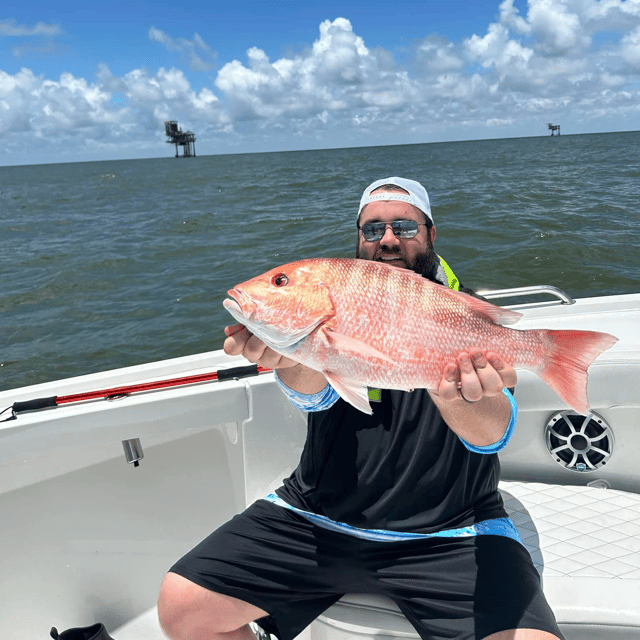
[[1, 0, 640, 166]]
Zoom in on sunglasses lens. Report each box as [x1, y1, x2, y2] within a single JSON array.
[[361, 223, 385, 241], [393, 221, 419, 238], [360, 220, 420, 242]]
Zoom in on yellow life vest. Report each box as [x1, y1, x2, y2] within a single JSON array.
[[367, 255, 460, 403], [437, 255, 460, 291]]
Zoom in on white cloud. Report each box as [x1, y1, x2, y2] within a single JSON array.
[[215, 18, 417, 122], [465, 23, 534, 72], [0, 64, 227, 163], [499, 0, 531, 34], [100, 64, 225, 126], [499, 0, 640, 55], [415, 36, 465, 73], [0, 18, 63, 37], [149, 27, 218, 72], [460, 0, 640, 114], [12, 40, 70, 59], [2, 8, 640, 164], [0, 69, 117, 137], [621, 26, 640, 66], [526, 0, 591, 54]]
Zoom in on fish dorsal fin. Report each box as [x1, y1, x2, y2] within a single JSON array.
[[321, 328, 396, 364], [423, 280, 522, 326], [323, 370, 373, 415], [383, 264, 522, 327], [461, 293, 523, 326]]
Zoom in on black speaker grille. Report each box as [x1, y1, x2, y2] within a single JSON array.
[[545, 411, 614, 472]]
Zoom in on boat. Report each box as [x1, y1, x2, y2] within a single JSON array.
[[1, 286, 639, 640]]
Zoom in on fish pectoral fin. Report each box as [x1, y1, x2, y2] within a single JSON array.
[[323, 371, 373, 415], [321, 329, 396, 364], [268, 320, 325, 349], [272, 311, 336, 348]]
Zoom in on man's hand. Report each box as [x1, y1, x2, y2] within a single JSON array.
[[430, 349, 517, 447], [435, 349, 517, 403], [223, 323, 328, 395], [223, 323, 299, 370]]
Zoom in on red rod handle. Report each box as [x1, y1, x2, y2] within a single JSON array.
[[10, 364, 271, 415]]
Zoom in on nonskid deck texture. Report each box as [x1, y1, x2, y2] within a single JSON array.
[[112, 481, 640, 640], [502, 481, 640, 580], [501, 482, 640, 638]]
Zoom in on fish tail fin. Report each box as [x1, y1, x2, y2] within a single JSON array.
[[536, 329, 618, 413]]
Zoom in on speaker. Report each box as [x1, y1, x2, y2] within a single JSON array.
[[545, 410, 614, 472]]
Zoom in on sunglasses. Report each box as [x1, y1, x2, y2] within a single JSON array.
[[358, 219, 427, 242]]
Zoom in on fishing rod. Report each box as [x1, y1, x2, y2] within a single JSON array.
[[0, 363, 272, 422]]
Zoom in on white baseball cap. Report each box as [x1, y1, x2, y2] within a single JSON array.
[[358, 177, 433, 224]]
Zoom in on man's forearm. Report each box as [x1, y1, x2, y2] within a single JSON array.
[[276, 363, 329, 395], [429, 390, 512, 448]]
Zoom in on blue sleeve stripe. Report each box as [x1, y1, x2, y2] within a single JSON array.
[[459, 388, 518, 454], [273, 370, 340, 412]]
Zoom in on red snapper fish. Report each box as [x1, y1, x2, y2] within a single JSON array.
[[223, 258, 618, 415]]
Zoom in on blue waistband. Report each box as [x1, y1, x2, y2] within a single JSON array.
[[263, 493, 522, 544]]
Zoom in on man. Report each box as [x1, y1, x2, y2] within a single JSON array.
[[158, 178, 564, 640]]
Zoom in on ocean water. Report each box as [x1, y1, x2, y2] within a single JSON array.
[[1, 131, 639, 392]]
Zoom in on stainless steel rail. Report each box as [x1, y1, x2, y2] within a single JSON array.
[[477, 285, 575, 305]]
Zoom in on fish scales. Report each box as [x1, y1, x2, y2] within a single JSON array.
[[224, 257, 618, 414], [322, 260, 487, 388]]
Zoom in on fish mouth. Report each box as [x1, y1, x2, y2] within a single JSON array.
[[223, 297, 243, 318], [223, 288, 256, 322], [222, 289, 307, 351]]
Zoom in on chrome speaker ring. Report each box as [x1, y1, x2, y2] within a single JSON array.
[[545, 410, 614, 473]]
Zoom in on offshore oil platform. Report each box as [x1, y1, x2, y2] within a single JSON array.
[[547, 123, 561, 136], [164, 121, 196, 157]]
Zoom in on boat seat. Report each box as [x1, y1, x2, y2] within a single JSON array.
[[315, 481, 640, 640]]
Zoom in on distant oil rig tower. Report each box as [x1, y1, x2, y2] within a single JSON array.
[[547, 123, 561, 136], [164, 121, 196, 157]]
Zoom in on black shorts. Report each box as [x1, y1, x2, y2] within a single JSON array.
[[170, 500, 564, 640]]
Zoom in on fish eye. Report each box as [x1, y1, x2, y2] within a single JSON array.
[[271, 273, 289, 287]]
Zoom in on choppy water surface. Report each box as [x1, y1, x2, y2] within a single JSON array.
[[1, 131, 639, 391]]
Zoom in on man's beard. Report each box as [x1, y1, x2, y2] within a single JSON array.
[[356, 240, 440, 282], [411, 249, 440, 281]]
